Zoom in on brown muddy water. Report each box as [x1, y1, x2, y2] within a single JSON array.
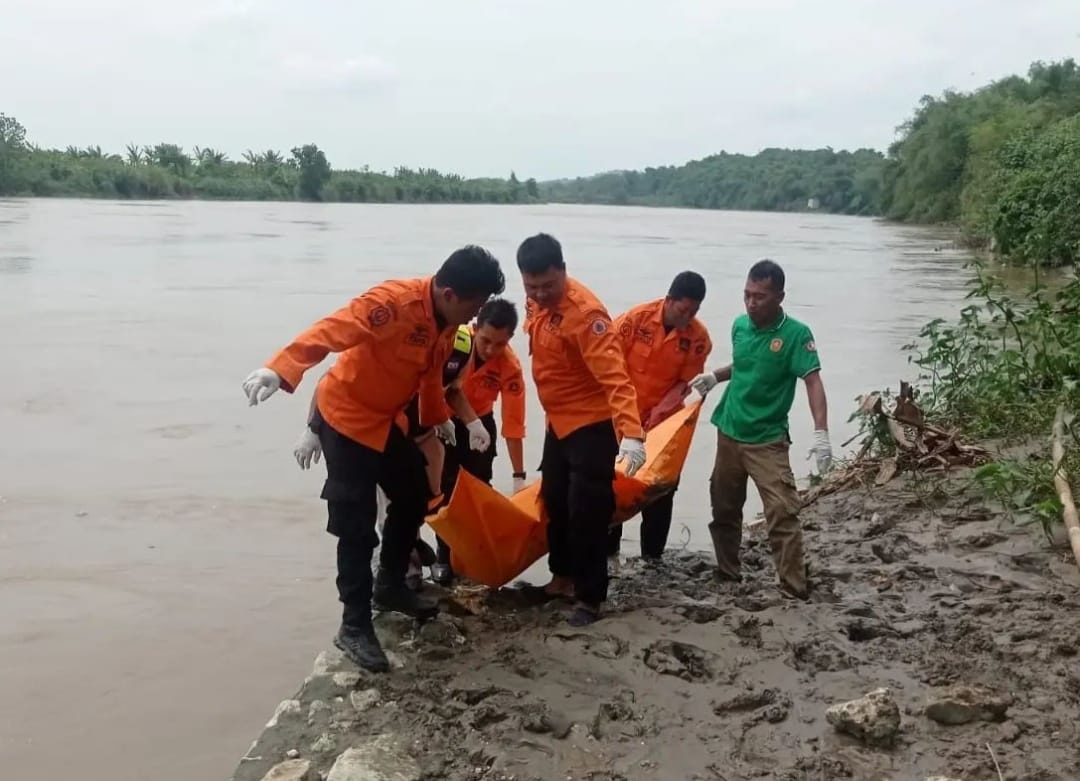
[[0, 199, 980, 780]]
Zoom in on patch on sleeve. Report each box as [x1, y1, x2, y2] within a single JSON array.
[[507, 379, 523, 395], [368, 305, 392, 327], [618, 320, 633, 338], [591, 318, 609, 335], [805, 340, 816, 352]]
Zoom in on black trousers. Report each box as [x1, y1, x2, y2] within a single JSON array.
[[435, 412, 497, 565], [312, 407, 429, 627], [541, 419, 618, 606], [607, 480, 679, 558]]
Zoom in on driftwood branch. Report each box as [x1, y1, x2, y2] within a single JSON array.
[[799, 383, 989, 506], [1051, 406, 1080, 570]]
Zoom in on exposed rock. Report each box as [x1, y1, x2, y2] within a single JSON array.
[[257, 759, 312, 781], [310, 733, 336, 755], [312, 649, 346, 676], [325, 737, 421, 781], [266, 700, 302, 729], [925, 685, 1009, 725], [350, 688, 382, 713], [332, 672, 361, 689], [825, 688, 902, 746], [285, 749, 300, 759]]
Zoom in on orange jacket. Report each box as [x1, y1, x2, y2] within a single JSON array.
[[266, 277, 454, 452], [456, 339, 527, 440], [614, 299, 713, 418], [524, 277, 643, 441]]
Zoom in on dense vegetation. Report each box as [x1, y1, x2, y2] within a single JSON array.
[[0, 115, 540, 205], [882, 59, 1080, 266], [540, 148, 885, 215]]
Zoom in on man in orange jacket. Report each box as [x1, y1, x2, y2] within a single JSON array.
[[241, 246, 505, 672], [516, 233, 645, 626], [607, 271, 712, 563], [430, 297, 528, 585]]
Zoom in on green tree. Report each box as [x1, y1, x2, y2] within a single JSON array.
[[0, 113, 29, 194], [291, 144, 331, 201]]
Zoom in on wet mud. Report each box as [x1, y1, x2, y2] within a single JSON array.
[[233, 474, 1080, 781]]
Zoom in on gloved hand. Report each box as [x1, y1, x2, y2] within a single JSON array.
[[243, 368, 281, 406], [688, 371, 719, 397], [293, 427, 321, 470], [512, 475, 527, 494], [466, 419, 491, 452], [434, 420, 457, 447], [616, 437, 646, 477], [808, 429, 833, 474]]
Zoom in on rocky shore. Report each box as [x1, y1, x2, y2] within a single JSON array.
[[230, 472, 1080, 781]]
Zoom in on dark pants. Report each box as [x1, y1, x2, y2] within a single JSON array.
[[312, 407, 429, 627], [607, 481, 679, 559], [435, 413, 498, 565], [541, 419, 618, 607]]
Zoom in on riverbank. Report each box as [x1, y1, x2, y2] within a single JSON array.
[[230, 466, 1080, 781]]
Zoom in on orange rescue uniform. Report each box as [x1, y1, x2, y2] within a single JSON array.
[[525, 277, 643, 441], [614, 298, 713, 418], [455, 337, 527, 440], [266, 277, 455, 452]]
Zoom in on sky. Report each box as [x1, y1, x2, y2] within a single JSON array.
[[2, 0, 1077, 180]]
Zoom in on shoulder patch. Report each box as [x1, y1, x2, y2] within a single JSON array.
[[618, 320, 633, 338], [590, 318, 609, 335], [805, 339, 816, 352], [369, 305, 393, 327]]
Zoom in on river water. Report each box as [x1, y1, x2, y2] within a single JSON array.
[[0, 199, 975, 780]]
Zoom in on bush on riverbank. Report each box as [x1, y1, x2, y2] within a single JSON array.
[[894, 260, 1080, 536]]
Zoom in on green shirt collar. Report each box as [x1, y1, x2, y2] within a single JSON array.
[[749, 310, 788, 333]]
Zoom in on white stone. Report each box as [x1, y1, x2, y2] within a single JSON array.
[[325, 736, 421, 781], [257, 759, 312, 781], [825, 687, 901, 746], [350, 688, 382, 712], [286, 749, 300, 759], [333, 672, 361, 689], [313, 649, 346, 675], [266, 699, 302, 728], [311, 733, 337, 754]]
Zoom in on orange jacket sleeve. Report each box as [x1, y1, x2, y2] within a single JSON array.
[[499, 364, 527, 440], [574, 310, 643, 441], [266, 287, 394, 393], [679, 329, 713, 383]]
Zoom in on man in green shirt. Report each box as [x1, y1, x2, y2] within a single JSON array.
[[689, 259, 832, 599]]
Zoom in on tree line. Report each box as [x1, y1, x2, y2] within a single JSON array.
[[2, 57, 1078, 265], [0, 117, 540, 205]]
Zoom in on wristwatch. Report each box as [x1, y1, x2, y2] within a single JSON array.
[[512, 472, 527, 479]]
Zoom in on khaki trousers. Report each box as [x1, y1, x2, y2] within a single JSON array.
[[708, 430, 807, 596]]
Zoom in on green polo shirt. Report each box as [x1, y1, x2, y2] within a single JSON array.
[[710, 311, 821, 444]]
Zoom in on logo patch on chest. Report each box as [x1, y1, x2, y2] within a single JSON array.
[[769, 338, 784, 353], [406, 326, 430, 347]]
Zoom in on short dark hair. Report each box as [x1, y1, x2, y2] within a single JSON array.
[[668, 271, 706, 302], [477, 298, 518, 332], [516, 233, 566, 274], [748, 259, 785, 292], [435, 245, 505, 300]]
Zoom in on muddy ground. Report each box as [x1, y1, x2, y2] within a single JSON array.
[[232, 473, 1080, 781]]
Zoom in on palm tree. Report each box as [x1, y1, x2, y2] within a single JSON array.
[[125, 143, 142, 165]]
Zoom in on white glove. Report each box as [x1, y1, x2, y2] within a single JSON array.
[[293, 427, 321, 470], [466, 419, 491, 452], [688, 371, 719, 397], [512, 476, 526, 494], [434, 420, 457, 447], [808, 429, 832, 473], [616, 437, 646, 477], [243, 368, 281, 406]]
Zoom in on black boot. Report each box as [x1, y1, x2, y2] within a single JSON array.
[[373, 569, 439, 619], [334, 622, 390, 673]]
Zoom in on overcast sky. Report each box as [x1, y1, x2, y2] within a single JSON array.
[[2, 0, 1077, 179]]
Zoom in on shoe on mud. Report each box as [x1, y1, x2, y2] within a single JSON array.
[[373, 581, 439, 620], [567, 602, 601, 627], [334, 623, 390, 673], [430, 563, 454, 587]]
